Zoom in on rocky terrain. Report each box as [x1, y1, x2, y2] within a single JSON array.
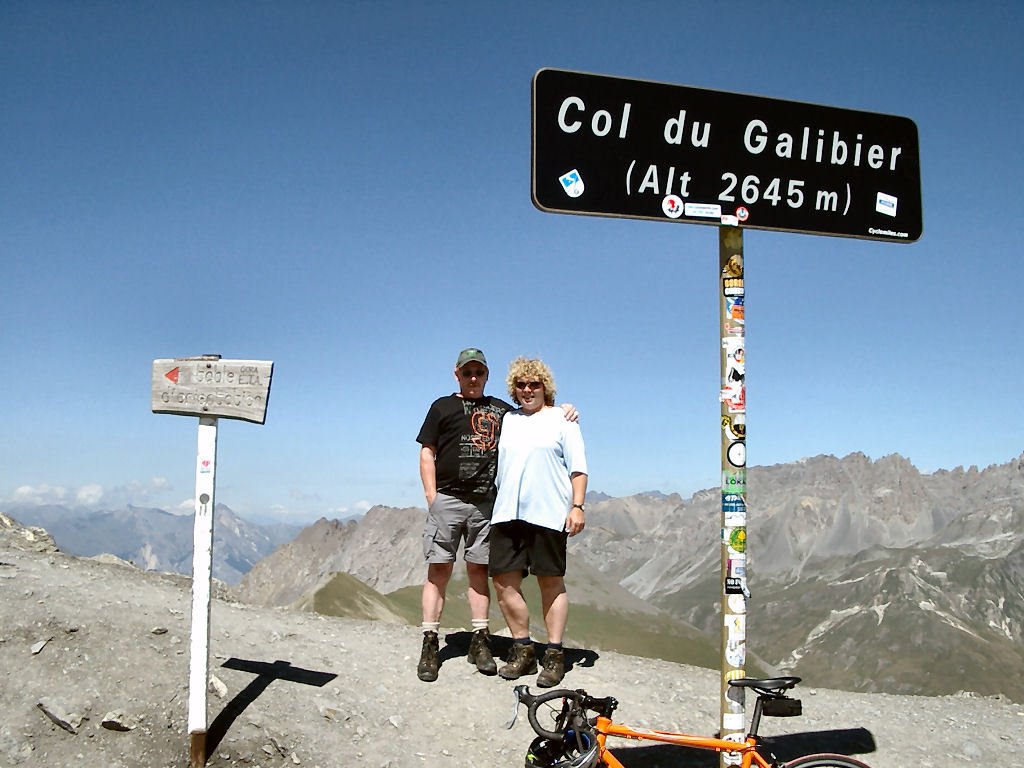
[[3, 514, 1024, 768]]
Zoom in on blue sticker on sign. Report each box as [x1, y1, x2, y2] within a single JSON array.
[[559, 169, 585, 198]]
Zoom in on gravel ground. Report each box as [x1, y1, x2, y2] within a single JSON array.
[[2, 518, 1023, 768]]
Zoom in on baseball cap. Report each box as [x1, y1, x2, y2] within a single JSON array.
[[456, 347, 487, 369]]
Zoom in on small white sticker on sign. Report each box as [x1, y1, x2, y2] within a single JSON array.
[[876, 192, 898, 217], [685, 202, 722, 218]]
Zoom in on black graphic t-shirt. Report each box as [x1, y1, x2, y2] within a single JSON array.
[[416, 394, 513, 502]]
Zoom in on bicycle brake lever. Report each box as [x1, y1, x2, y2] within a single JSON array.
[[504, 687, 521, 730]]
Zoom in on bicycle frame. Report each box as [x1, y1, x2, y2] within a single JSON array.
[[594, 717, 773, 768]]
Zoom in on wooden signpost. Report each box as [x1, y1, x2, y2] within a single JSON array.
[[532, 68, 920, 764], [151, 355, 273, 768], [151, 357, 273, 425]]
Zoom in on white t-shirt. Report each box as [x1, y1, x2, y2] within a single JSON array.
[[492, 406, 588, 532]]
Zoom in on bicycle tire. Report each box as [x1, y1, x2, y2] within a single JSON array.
[[783, 753, 873, 768], [525, 688, 583, 741]]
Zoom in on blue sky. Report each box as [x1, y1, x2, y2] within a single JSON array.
[[2, 2, 1021, 523]]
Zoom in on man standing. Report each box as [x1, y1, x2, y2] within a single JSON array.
[[415, 348, 509, 682]]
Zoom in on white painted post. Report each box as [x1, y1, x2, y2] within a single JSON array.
[[150, 353, 273, 765], [188, 416, 218, 767]]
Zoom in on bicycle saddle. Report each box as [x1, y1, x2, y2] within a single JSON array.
[[728, 676, 801, 692]]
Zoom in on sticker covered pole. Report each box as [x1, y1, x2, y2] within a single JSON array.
[[718, 225, 748, 766]]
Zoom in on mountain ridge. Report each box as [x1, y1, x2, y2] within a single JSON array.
[[236, 450, 1024, 701], [8, 450, 1024, 701]]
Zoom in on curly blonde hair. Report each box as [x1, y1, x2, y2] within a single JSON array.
[[506, 357, 557, 406]]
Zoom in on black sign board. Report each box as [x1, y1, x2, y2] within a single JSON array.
[[532, 68, 922, 242]]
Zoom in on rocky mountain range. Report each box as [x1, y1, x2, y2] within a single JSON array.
[[235, 452, 1024, 702], [8, 451, 1023, 702], [612, 453, 1024, 700], [0, 502, 298, 585]]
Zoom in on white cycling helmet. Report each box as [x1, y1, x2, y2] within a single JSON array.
[[525, 728, 599, 768]]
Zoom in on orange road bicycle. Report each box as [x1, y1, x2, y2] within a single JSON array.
[[508, 676, 873, 768]]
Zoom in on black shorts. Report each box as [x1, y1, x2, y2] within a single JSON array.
[[488, 520, 568, 578]]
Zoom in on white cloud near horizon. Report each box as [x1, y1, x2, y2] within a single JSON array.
[[4, 480, 378, 523], [75, 484, 105, 506], [4, 478, 173, 510], [9, 484, 70, 505]]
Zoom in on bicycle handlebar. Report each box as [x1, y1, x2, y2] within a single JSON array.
[[513, 685, 618, 741]]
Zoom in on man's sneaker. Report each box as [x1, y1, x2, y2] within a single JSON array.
[[417, 631, 440, 682], [467, 629, 498, 675], [537, 647, 565, 688], [498, 642, 537, 680]]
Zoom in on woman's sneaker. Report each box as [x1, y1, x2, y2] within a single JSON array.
[[498, 642, 537, 679]]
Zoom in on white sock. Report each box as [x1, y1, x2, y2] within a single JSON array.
[[422, 622, 440, 634], [471, 619, 488, 633]]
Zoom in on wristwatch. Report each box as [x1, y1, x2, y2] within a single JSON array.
[[571, 503, 585, 511]]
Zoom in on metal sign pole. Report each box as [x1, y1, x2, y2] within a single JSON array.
[[718, 225, 748, 765], [529, 66, 921, 768], [188, 415, 218, 768]]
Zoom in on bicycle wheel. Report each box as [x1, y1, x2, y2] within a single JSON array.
[[783, 753, 873, 768]]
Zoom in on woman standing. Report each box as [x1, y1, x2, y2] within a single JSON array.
[[489, 357, 588, 688]]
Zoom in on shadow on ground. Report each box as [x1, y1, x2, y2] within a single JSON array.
[[205, 658, 338, 757], [441, 631, 600, 671]]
